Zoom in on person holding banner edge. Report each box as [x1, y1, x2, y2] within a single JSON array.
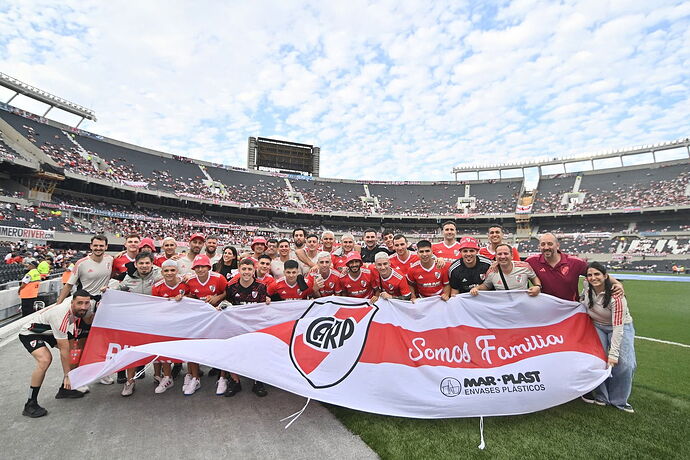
[[470, 244, 542, 296], [580, 262, 636, 413], [19, 290, 93, 417]]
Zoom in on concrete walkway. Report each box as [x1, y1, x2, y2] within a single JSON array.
[[0, 339, 378, 460]]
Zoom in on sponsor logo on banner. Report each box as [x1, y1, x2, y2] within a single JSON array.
[[290, 300, 378, 389]]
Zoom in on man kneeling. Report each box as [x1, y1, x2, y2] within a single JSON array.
[[19, 290, 93, 417]]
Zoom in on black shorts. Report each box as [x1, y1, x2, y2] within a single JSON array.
[[19, 333, 57, 353]]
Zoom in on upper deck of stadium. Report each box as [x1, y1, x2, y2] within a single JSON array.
[[1, 103, 688, 222]]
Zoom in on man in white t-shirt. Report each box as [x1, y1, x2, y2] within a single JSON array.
[[470, 244, 542, 296], [19, 290, 93, 418]]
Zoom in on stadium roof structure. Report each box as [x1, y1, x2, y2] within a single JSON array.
[[452, 138, 690, 180], [0, 72, 96, 126]]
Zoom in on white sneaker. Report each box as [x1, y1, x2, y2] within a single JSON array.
[[216, 377, 228, 396], [182, 373, 192, 393], [99, 375, 114, 385], [155, 376, 174, 394], [183, 377, 200, 396], [121, 380, 135, 397], [76, 385, 90, 393]]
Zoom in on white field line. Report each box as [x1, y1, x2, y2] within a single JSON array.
[[635, 336, 690, 348]]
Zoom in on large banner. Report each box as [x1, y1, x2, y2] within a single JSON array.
[[70, 290, 610, 418]]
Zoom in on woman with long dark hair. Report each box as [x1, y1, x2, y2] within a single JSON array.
[[581, 261, 636, 413], [214, 246, 238, 281]]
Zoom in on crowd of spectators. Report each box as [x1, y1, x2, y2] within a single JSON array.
[[0, 138, 18, 160], [534, 171, 690, 213]]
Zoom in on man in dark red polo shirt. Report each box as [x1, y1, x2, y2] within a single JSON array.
[[526, 233, 622, 301]]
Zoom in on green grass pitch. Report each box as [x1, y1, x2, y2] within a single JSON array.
[[329, 280, 690, 459]]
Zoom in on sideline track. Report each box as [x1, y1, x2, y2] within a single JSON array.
[[610, 273, 690, 282]]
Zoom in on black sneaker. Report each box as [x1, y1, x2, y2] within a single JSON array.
[[581, 392, 606, 406], [135, 366, 146, 380], [171, 363, 182, 379], [55, 387, 85, 399], [23, 400, 47, 418], [252, 381, 268, 397], [223, 379, 242, 397], [116, 370, 127, 384]]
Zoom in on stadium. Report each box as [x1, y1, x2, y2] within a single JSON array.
[[1, 3, 690, 459]]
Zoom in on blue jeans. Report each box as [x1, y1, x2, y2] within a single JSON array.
[[593, 322, 636, 409]]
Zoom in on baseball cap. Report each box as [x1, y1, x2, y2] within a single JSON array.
[[139, 237, 156, 250], [189, 233, 205, 242], [250, 236, 267, 249], [192, 254, 212, 269], [345, 252, 362, 264], [458, 236, 480, 250]]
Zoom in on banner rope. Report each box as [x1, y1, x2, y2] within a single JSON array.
[[280, 398, 311, 429], [478, 416, 485, 450], [132, 355, 160, 380]]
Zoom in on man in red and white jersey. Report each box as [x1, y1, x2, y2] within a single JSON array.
[[183, 254, 227, 395], [177, 233, 205, 277], [372, 252, 411, 302], [332, 233, 357, 272], [112, 233, 140, 279], [432, 221, 462, 263], [407, 240, 450, 301], [154, 237, 179, 267], [267, 260, 313, 300], [321, 231, 336, 253], [231, 254, 275, 285], [389, 234, 419, 276], [150, 260, 187, 394], [339, 252, 379, 299], [152, 259, 188, 299], [309, 251, 342, 297], [479, 224, 520, 261]]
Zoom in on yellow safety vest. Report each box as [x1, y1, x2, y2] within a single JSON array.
[[19, 269, 41, 299]]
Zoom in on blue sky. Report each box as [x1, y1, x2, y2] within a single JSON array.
[[0, 1, 689, 181]]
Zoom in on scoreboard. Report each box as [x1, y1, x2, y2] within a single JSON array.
[[248, 137, 320, 176]]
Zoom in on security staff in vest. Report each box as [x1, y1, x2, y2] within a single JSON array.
[[19, 258, 41, 317]]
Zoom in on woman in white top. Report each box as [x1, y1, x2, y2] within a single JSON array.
[[580, 262, 636, 413]]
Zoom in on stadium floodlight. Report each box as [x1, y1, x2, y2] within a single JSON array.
[[0, 72, 96, 126]]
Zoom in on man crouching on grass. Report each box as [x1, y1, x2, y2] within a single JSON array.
[[19, 290, 93, 417]]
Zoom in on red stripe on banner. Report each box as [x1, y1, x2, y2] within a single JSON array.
[[257, 321, 296, 345], [360, 312, 605, 368], [292, 333, 329, 374], [334, 306, 371, 323], [79, 327, 188, 367]]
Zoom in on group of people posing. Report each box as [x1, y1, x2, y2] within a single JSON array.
[[18, 222, 636, 418]]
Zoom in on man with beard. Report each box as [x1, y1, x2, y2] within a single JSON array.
[[19, 290, 94, 417], [360, 228, 388, 263], [292, 228, 307, 250], [177, 233, 205, 277], [526, 233, 623, 301], [449, 237, 492, 295], [339, 252, 379, 299], [204, 234, 221, 265]]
